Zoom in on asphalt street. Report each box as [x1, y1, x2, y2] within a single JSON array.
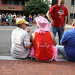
[[0, 24, 72, 56]]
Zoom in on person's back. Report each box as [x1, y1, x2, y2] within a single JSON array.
[[33, 31, 53, 61], [11, 28, 30, 58], [31, 16, 57, 61], [60, 29, 75, 61], [58, 19, 75, 61], [11, 19, 32, 58]]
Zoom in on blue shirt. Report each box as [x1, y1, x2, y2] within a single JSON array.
[[60, 29, 75, 61]]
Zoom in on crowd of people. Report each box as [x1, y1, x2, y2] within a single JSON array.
[[0, 13, 40, 26], [8, 0, 75, 62]]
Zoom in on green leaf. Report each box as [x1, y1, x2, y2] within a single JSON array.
[[24, 0, 50, 15]]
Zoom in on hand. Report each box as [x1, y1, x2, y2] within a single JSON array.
[[62, 26, 65, 31], [26, 28, 32, 33], [51, 20, 54, 26]]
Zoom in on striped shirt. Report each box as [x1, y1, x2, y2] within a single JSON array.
[[11, 28, 30, 58]]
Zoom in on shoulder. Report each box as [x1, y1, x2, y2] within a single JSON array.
[[31, 33, 35, 36], [49, 4, 58, 11], [31, 33, 35, 41], [67, 29, 75, 34], [63, 6, 67, 9], [23, 30, 29, 35], [63, 29, 73, 36], [51, 4, 57, 7], [63, 6, 68, 10], [66, 29, 74, 33], [49, 5, 57, 10], [18, 29, 29, 36], [12, 28, 17, 33], [52, 4, 58, 8]]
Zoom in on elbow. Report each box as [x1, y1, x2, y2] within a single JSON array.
[[53, 41, 57, 46], [25, 44, 32, 49], [54, 43, 57, 46]]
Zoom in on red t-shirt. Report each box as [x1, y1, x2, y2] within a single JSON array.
[[49, 4, 68, 27], [33, 31, 53, 61]]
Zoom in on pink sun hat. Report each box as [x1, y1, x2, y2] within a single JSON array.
[[35, 16, 50, 31]]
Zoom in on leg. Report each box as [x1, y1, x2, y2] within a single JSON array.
[[50, 26, 57, 37], [58, 27, 64, 45], [58, 45, 67, 59]]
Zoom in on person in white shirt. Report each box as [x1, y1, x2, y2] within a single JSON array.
[[0, 14, 1, 25], [11, 19, 32, 58], [13, 13, 16, 18], [22, 14, 26, 20]]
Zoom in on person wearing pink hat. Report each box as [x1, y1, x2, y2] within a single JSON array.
[[30, 16, 58, 61]]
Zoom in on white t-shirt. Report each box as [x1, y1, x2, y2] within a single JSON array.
[[11, 28, 30, 58], [0, 14, 1, 19]]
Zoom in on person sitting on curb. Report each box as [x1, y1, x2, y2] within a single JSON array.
[[30, 16, 58, 61], [58, 19, 75, 62], [11, 19, 32, 59]]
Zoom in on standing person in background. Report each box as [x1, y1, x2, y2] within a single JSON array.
[[46, 0, 68, 45], [33, 14, 37, 23], [19, 15, 22, 19], [6, 13, 9, 25], [16, 15, 19, 21], [12, 16, 16, 26], [13, 13, 16, 18], [1, 14, 5, 26], [9, 13, 13, 26], [29, 15, 32, 25], [0, 14, 1, 25], [22, 14, 26, 20]]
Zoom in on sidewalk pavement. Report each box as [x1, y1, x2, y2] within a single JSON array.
[[0, 23, 74, 75], [0, 56, 75, 75]]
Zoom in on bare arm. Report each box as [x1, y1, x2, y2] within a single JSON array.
[[63, 16, 67, 31], [25, 44, 33, 49], [50, 32, 57, 46], [64, 16, 67, 25], [46, 11, 54, 26], [30, 33, 35, 42]]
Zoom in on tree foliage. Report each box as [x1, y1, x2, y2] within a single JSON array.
[[25, 0, 50, 15]]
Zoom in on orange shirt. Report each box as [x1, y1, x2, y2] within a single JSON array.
[[33, 31, 53, 61]]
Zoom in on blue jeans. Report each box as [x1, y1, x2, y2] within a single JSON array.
[[29, 20, 32, 25], [58, 45, 67, 59], [50, 26, 64, 45]]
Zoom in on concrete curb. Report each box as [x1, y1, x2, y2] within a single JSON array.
[[0, 56, 68, 61]]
